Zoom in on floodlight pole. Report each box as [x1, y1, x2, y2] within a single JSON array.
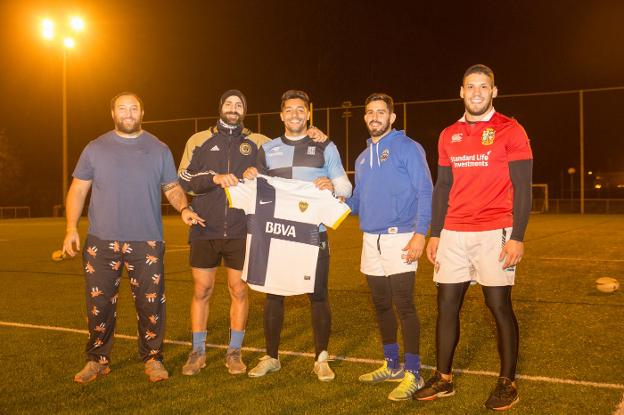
[[579, 90, 585, 214], [62, 48, 68, 205], [341, 101, 352, 172]]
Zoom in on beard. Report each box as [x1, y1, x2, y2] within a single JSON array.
[[464, 96, 493, 117], [220, 111, 244, 126], [367, 120, 390, 138], [115, 117, 141, 135]]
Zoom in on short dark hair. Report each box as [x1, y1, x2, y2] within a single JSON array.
[[110, 92, 144, 111], [280, 90, 310, 110], [462, 64, 495, 85], [365, 92, 394, 113]]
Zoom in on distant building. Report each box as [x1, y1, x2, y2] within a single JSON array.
[[592, 171, 624, 191]]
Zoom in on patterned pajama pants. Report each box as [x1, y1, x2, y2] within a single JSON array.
[[82, 234, 166, 364]]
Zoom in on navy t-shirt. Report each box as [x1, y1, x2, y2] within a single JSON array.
[[73, 130, 178, 241]]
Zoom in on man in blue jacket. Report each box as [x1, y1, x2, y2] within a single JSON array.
[[347, 93, 433, 401]]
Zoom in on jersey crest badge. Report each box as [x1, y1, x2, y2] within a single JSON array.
[[299, 201, 309, 212], [307, 146, 316, 155], [481, 128, 495, 145], [239, 142, 252, 155], [380, 148, 390, 162]]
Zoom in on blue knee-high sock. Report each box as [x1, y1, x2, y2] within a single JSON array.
[[383, 343, 400, 370], [404, 353, 421, 376], [229, 329, 245, 350], [192, 331, 207, 354]]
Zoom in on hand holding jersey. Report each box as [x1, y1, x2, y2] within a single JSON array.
[[246, 90, 352, 381], [226, 175, 349, 296]]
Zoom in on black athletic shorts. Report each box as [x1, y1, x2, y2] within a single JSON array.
[[189, 239, 246, 270]]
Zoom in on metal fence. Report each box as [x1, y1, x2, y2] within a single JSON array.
[[138, 86, 624, 215], [0, 206, 31, 219]]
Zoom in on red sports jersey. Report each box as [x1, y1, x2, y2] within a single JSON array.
[[438, 110, 533, 231]]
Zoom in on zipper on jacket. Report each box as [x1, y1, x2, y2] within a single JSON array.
[[223, 136, 232, 237]]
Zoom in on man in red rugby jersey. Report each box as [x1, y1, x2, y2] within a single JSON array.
[[414, 64, 533, 411]]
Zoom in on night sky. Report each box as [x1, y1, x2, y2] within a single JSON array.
[[1, 0, 624, 214]]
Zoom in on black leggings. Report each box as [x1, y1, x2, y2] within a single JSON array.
[[436, 282, 519, 379], [365, 272, 420, 354], [264, 234, 331, 359]]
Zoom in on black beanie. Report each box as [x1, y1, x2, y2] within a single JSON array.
[[219, 89, 247, 113]]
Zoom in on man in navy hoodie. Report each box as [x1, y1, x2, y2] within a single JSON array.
[[347, 92, 432, 401]]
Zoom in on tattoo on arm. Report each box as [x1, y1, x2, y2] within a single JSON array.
[[163, 184, 188, 212], [161, 182, 179, 192]]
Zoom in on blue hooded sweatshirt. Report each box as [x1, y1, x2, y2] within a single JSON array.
[[346, 129, 432, 235]]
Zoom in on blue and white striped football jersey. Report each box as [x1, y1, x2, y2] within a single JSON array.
[[225, 175, 350, 296]]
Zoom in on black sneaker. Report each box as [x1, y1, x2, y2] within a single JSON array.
[[413, 370, 455, 401], [485, 377, 519, 411]]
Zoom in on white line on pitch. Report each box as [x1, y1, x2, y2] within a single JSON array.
[[533, 257, 624, 263], [1, 320, 623, 391], [167, 246, 190, 253], [614, 393, 624, 415]]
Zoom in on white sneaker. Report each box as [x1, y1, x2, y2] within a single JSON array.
[[313, 350, 335, 382], [248, 355, 281, 378]]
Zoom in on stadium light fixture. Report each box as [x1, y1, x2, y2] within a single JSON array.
[[38, 14, 86, 206], [42, 18, 54, 39], [63, 37, 75, 48], [70, 16, 85, 32]]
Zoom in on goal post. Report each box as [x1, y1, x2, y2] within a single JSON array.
[[531, 183, 549, 213]]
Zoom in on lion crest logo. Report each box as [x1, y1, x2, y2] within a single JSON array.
[[481, 127, 495, 145]]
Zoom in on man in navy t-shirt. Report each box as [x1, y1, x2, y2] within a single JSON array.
[[61, 92, 203, 384]]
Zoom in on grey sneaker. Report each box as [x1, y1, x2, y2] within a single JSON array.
[[182, 350, 206, 376], [225, 347, 247, 374], [387, 371, 425, 401], [359, 361, 405, 383], [313, 350, 335, 382], [74, 361, 110, 384], [144, 359, 169, 382], [248, 355, 281, 378]]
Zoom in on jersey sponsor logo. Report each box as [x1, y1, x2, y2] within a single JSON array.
[[240, 142, 252, 155], [481, 127, 495, 145], [307, 146, 316, 155], [265, 221, 296, 237], [210, 145, 220, 152], [380, 148, 390, 162], [451, 133, 463, 143], [449, 151, 491, 168], [299, 201, 309, 212], [267, 146, 283, 156]]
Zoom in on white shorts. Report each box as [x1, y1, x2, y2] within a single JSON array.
[[433, 228, 515, 286], [361, 232, 417, 277]]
